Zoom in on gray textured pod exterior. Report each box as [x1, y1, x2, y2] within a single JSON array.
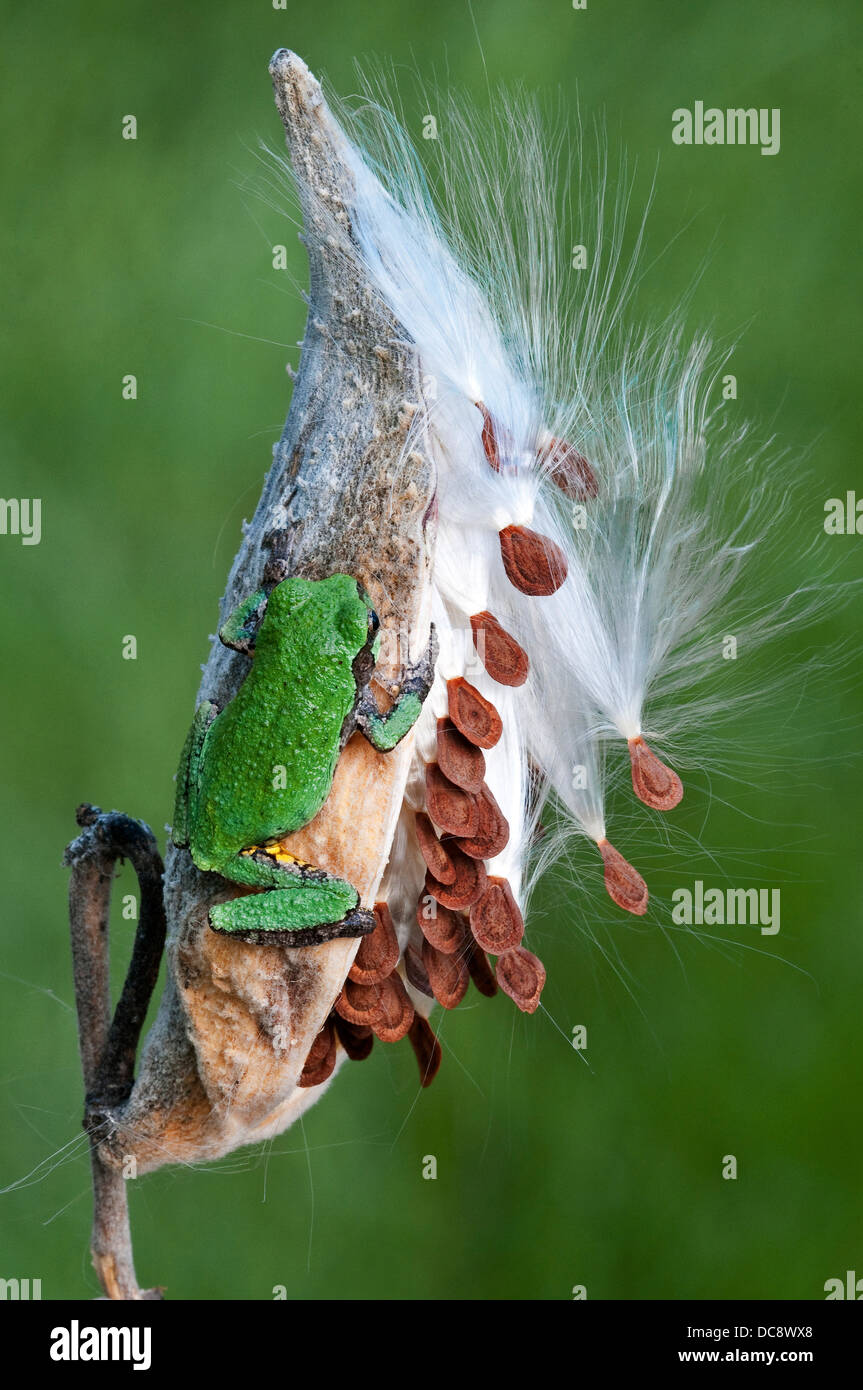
[[95, 51, 436, 1175]]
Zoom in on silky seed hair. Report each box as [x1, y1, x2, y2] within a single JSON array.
[[260, 69, 849, 1031]]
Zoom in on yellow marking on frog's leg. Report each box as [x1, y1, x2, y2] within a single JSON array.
[[241, 843, 307, 868]]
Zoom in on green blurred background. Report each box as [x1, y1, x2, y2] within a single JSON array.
[[2, 0, 861, 1300]]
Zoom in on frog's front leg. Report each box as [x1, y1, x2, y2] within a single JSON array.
[[208, 844, 376, 948], [355, 629, 438, 753]]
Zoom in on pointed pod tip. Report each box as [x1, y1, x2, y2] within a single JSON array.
[[628, 737, 683, 811], [597, 838, 649, 916]]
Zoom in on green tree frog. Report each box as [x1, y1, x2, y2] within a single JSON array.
[[172, 573, 435, 947]]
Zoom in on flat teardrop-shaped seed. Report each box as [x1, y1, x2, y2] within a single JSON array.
[[404, 942, 434, 998], [538, 436, 599, 500], [466, 939, 498, 997], [333, 1013, 374, 1062], [408, 1013, 442, 1087], [476, 401, 501, 471], [335, 974, 412, 1040], [469, 611, 530, 687], [422, 937, 470, 1010], [297, 1017, 338, 1087], [447, 677, 503, 749], [369, 972, 415, 1044], [455, 782, 510, 860], [426, 762, 480, 837], [499, 524, 568, 597], [425, 849, 487, 910], [436, 717, 485, 793], [628, 737, 684, 811], [415, 897, 468, 955], [597, 839, 649, 916], [496, 947, 546, 1014], [415, 810, 457, 884], [348, 901, 400, 984], [469, 876, 525, 953]]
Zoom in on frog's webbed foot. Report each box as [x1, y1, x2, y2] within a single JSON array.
[[356, 626, 438, 753], [208, 843, 375, 947]]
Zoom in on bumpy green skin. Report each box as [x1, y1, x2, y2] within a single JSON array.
[[173, 573, 433, 947]]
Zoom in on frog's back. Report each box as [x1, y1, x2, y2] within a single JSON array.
[[191, 575, 367, 858]]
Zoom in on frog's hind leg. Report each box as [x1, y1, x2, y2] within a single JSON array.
[[208, 843, 376, 948]]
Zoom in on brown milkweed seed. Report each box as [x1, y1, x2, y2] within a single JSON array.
[[408, 1014, 442, 1087], [597, 839, 649, 916], [455, 782, 510, 860], [447, 677, 503, 749], [404, 942, 434, 998], [496, 947, 546, 1014], [298, 1017, 338, 1087], [469, 611, 530, 686], [538, 436, 599, 500], [436, 716, 486, 793], [425, 849, 487, 910], [499, 524, 568, 597], [348, 901, 400, 984], [422, 937, 470, 1010], [466, 939, 498, 997], [476, 401, 501, 471], [415, 897, 468, 955], [333, 1013, 374, 1062], [628, 737, 684, 811], [369, 972, 415, 1044], [335, 975, 410, 1037], [415, 810, 457, 884], [425, 761, 480, 837], [469, 876, 525, 953]]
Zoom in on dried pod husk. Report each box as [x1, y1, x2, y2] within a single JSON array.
[[425, 761, 480, 837], [333, 1013, 374, 1062], [415, 810, 457, 884], [454, 782, 510, 860], [421, 937, 470, 1010], [628, 736, 683, 811], [498, 523, 568, 597], [469, 876, 525, 953], [469, 611, 529, 687], [425, 848, 487, 910], [496, 947, 546, 1014], [538, 436, 599, 500], [408, 1013, 442, 1087], [415, 897, 468, 955], [447, 677, 503, 749], [598, 839, 649, 916], [298, 1016, 338, 1087], [348, 901, 400, 984], [436, 716, 486, 793]]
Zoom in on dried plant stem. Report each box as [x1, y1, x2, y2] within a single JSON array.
[[65, 805, 166, 1300]]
